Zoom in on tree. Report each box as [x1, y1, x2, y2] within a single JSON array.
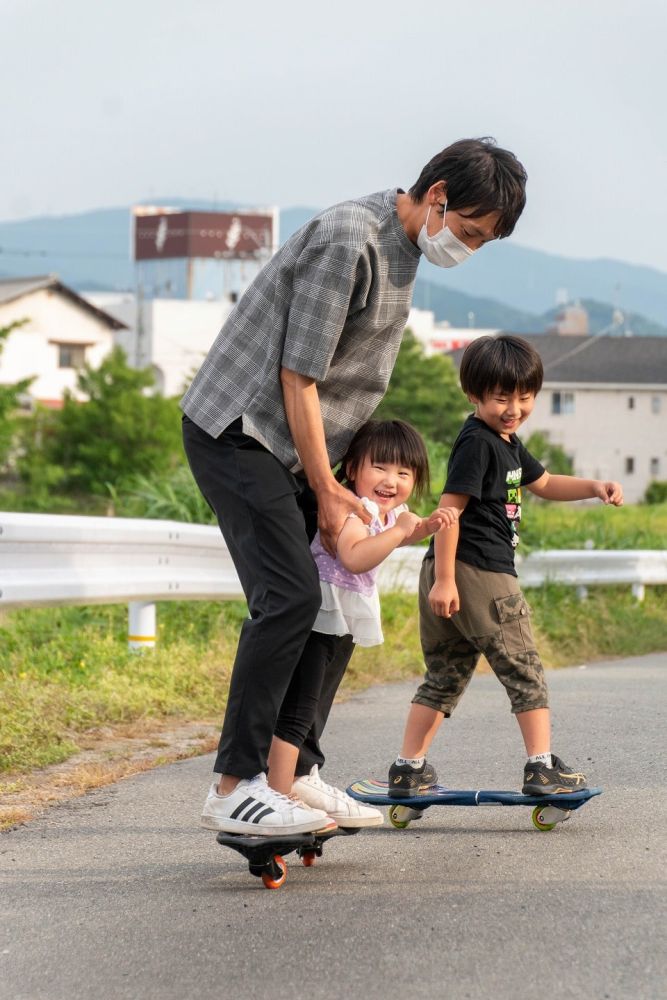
[[19, 347, 184, 496], [523, 430, 574, 476], [0, 320, 33, 469], [373, 330, 468, 449]]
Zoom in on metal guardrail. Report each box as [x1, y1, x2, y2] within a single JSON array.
[[517, 548, 667, 602], [1, 512, 665, 648]]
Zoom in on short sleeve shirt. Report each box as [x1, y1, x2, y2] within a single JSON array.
[[427, 415, 545, 575], [180, 189, 421, 470]]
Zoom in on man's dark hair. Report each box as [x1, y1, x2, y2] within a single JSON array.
[[459, 334, 544, 399], [336, 419, 430, 498], [409, 137, 527, 238]]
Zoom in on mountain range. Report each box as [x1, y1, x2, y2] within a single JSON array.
[[1, 200, 666, 336]]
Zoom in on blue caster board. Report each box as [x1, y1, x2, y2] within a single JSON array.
[[216, 824, 359, 889], [346, 779, 602, 831]]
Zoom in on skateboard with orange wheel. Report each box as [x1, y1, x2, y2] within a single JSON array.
[[216, 824, 359, 889]]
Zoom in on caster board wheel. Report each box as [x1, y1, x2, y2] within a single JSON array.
[[388, 805, 424, 829], [346, 778, 602, 832], [216, 822, 360, 887], [531, 805, 572, 831], [261, 855, 287, 889]]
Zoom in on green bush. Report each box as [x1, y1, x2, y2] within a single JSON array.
[[374, 330, 468, 448], [0, 320, 33, 471], [112, 467, 216, 523], [17, 348, 184, 497], [643, 481, 667, 505]]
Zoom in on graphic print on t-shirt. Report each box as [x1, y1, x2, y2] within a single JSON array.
[[505, 467, 522, 547]]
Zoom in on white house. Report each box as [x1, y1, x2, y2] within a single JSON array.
[[85, 292, 234, 397], [449, 334, 667, 504], [0, 275, 126, 408]]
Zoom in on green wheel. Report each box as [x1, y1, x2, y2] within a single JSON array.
[[388, 805, 412, 829], [531, 805, 557, 831]]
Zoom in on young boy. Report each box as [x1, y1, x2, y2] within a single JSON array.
[[387, 334, 624, 797]]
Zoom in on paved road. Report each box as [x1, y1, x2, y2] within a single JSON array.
[[1, 653, 666, 1000]]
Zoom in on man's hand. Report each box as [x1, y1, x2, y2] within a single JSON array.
[[429, 578, 460, 618], [592, 481, 624, 506], [317, 482, 370, 556]]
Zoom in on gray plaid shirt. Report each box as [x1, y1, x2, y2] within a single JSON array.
[[180, 188, 421, 470]]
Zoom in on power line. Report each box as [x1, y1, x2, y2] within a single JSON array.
[[0, 246, 128, 260]]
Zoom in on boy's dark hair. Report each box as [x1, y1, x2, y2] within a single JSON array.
[[409, 137, 527, 238], [336, 419, 430, 499], [459, 334, 544, 399]]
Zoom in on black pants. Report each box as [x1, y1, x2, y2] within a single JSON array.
[[182, 415, 355, 778]]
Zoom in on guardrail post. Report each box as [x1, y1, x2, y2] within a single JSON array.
[[631, 582, 646, 602], [128, 601, 156, 651], [576, 585, 588, 601]]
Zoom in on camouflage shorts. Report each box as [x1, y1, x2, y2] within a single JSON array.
[[414, 558, 548, 717]]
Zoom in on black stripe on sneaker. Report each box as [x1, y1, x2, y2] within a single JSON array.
[[238, 800, 267, 822], [251, 807, 276, 824], [229, 797, 255, 820], [229, 796, 277, 824]]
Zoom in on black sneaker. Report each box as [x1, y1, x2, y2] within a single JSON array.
[[388, 759, 439, 798], [522, 754, 588, 795]]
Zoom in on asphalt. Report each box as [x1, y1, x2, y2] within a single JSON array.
[[1, 652, 666, 1000]]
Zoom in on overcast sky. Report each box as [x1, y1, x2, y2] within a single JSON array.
[[4, 0, 667, 273]]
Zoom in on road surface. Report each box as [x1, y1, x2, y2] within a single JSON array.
[[1, 653, 665, 1000]]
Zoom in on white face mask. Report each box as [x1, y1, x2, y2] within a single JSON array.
[[417, 201, 475, 268]]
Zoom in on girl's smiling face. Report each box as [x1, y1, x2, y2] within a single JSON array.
[[346, 455, 415, 513]]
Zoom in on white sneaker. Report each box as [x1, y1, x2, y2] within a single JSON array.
[[292, 765, 383, 828], [201, 773, 330, 836]]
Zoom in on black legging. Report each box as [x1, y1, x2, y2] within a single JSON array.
[[274, 630, 355, 776], [182, 415, 354, 778]]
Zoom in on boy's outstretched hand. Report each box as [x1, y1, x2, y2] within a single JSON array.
[[593, 481, 624, 506]]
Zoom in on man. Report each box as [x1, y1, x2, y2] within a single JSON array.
[[182, 137, 528, 835]]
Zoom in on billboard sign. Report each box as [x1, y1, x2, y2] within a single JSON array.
[[133, 207, 275, 261]]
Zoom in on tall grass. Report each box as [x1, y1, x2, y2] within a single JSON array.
[[520, 499, 667, 551]]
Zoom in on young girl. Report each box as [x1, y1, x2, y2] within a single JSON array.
[[266, 419, 459, 826]]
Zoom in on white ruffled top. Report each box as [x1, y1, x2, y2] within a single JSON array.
[[310, 497, 406, 647]]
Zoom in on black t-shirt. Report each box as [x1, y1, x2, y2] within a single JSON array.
[[426, 415, 545, 576]]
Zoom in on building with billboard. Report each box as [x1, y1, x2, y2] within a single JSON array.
[[132, 205, 279, 301]]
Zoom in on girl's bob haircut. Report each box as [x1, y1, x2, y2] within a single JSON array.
[[336, 419, 430, 499]]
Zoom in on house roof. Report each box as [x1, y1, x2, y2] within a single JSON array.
[[0, 274, 127, 330], [449, 334, 667, 385]]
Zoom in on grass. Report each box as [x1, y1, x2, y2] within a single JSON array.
[[519, 499, 667, 551], [0, 601, 245, 773], [2, 502, 665, 785], [2, 583, 666, 779]]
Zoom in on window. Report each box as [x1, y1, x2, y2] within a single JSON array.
[[551, 391, 575, 415], [625, 457, 635, 475], [627, 396, 635, 410], [57, 343, 86, 369], [650, 457, 660, 477], [652, 396, 662, 414]]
